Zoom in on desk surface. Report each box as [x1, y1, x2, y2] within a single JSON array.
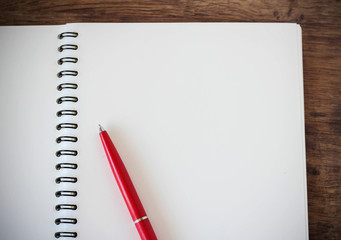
[[1, 0, 340, 239]]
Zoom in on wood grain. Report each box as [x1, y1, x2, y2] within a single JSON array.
[[0, 0, 340, 239]]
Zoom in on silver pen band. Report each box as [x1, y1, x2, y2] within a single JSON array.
[[134, 216, 148, 224]]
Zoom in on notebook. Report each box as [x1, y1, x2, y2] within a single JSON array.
[[0, 23, 308, 240]]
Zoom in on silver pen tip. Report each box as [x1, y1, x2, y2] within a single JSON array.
[[99, 124, 105, 132]]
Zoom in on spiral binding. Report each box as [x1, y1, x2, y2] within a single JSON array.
[[57, 83, 78, 91], [55, 204, 77, 211], [56, 96, 78, 104], [57, 70, 78, 78], [58, 57, 78, 65], [58, 44, 78, 52], [56, 123, 78, 130], [57, 110, 78, 117], [55, 31, 79, 238]]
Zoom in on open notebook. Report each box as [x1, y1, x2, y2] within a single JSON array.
[[0, 23, 308, 240]]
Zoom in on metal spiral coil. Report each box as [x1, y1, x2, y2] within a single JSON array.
[[56, 177, 78, 184], [56, 96, 78, 104], [55, 163, 78, 170], [55, 232, 78, 238], [56, 149, 78, 157], [55, 31, 79, 238], [55, 204, 77, 211], [58, 32, 79, 39], [56, 136, 78, 143], [55, 190, 78, 197], [58, 57, 78, 65], [55, 218, 78, 225], [57, 83, 78, 91], [56, 110, 78, 117], [56, 123, 78, 130], [58, 44, 78, 52], [57, 70, 78, 78]]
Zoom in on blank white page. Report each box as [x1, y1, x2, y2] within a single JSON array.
[[73, 23, 308, 240], [0, 26, 60, 240]]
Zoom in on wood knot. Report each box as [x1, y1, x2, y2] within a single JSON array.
[[307, 166, 320, 176], [273, 11, 280, 20], [297, 14, 304, 23], [287, 8, 292, 17]]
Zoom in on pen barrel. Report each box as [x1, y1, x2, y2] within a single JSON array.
[[135, 218, 158, 240], [100, 131, 157, 240]]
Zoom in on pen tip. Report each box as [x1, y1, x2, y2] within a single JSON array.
[[99, 124, 105, 133]]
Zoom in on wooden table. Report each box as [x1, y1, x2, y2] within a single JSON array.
[[1, 0, 340, 239]]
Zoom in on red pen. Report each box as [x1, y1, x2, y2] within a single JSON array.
[[99, 124, 158, 240]]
